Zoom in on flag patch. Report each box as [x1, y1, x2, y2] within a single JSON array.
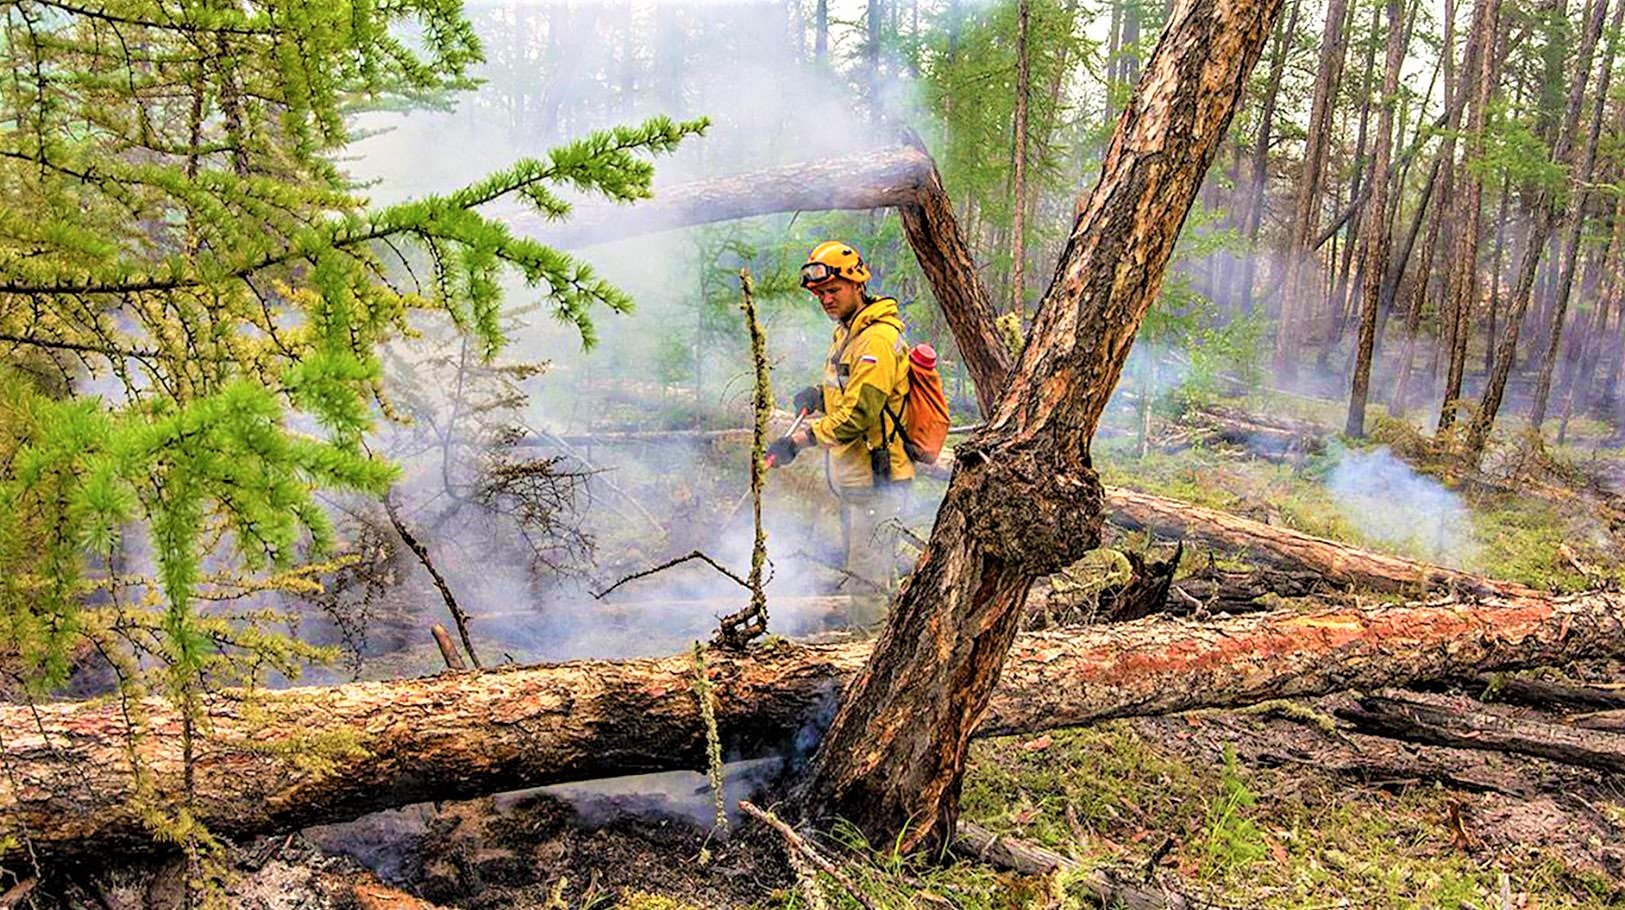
[[859, 355, 879, 364]]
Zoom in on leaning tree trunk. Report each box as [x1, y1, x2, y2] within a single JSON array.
[[6, 591, 1622, 862], [790, 0, 1287, 854]]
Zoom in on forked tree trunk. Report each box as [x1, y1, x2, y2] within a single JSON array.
[[790, 0, 1286, 853], [7, 592, 1622, 861]]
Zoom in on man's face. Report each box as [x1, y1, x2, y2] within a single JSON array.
[[809, 277, 865, 322]]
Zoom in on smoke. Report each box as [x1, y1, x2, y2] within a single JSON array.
[[1324, 446, 1480, 569]]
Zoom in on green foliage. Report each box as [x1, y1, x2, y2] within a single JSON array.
[[0, 0, 704, 880], [1198, 744, 1266, 877]]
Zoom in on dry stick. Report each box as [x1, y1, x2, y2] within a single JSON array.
[[737, 801, 882, 910], [430, 624, 467, 671], [954, 823, 1194, 909], [716, 268, 772, 649], [592, 550, 751, 600], [384, 491, 482, 669]]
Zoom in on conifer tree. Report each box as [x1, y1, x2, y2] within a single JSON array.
[[0, 0, 702, 891]]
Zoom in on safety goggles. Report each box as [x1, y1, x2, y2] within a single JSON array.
[[799, 262, 838, 287]]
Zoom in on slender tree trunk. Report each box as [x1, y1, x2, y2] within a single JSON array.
[[1466, 0, 1609, 455], [1437, 0, 1504, 432], [1390, 0, 1462, 415], [1485, 174, 1512, 376], [1325, 3, 1382, 366], [1530, 0, 1623, 426], [1011, 0, 1031, 318], [1276, 0, 1352, 378], [1240, 0, 1302, 314], [792, 0, 1286, 854], [1346, 0, 1408, 436]]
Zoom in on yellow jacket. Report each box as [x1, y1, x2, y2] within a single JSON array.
[[811, 297, 916, 491]]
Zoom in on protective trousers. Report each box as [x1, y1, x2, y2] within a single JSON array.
[[837, 482, 909, 625]]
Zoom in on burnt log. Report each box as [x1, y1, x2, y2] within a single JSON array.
[[1337, 691, 1625, 775], [1474, 675, 1625, 712], [5, 591, 1622, 862]]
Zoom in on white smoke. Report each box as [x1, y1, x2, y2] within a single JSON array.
[[1325, 446, 1480, 569]]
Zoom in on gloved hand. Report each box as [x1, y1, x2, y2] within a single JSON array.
[[766, 435, 800, 467], [792, 386, 823, 416]]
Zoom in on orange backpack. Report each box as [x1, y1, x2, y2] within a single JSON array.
[[888, 343, 950, 464]]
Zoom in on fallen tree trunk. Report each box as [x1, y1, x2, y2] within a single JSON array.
[[1337, 691, 1625, 775], [6, 591, 1621, 861], [920, 454, 1524, 599], [1103, 487, 1538, 598], [521, 145, 937, 249]]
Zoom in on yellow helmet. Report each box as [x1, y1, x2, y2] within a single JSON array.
[[800, 241, 871, 288]]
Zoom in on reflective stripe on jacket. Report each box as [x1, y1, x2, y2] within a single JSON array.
[[811, 296, 916, 491]]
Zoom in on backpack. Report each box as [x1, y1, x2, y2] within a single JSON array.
[[885, 343, 950, 464]]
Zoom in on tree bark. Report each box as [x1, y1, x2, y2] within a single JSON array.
[[1276, 0, 1352, 378], [6, 591, 1622, 862], [522, 145, 937, 248], [1345, 0, 1407, 437], [790, 0, 1286, 854], [1338, 690, 1625, 774]]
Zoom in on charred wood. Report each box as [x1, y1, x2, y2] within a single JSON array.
[[1337, 691, 1625, 775], [1473, 675, 1625, 712]]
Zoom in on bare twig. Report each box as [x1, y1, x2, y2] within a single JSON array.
[[384, 490, 482, 669], [592, 550, 750, 600], [737, 801, 881, 910]]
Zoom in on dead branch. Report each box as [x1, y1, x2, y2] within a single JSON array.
[[737, 800, 881, 910], [592, 550, 750, 600], [1337, 690, 1625, 775], [952, 822, 1192, 910], [715, 269, 771, 650], [384, 490, 481, 670]]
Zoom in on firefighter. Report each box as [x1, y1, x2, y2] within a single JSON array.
[[767, 241, 914, 599]]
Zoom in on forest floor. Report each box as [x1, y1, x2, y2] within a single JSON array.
[[38, 392, 1625, 909]]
